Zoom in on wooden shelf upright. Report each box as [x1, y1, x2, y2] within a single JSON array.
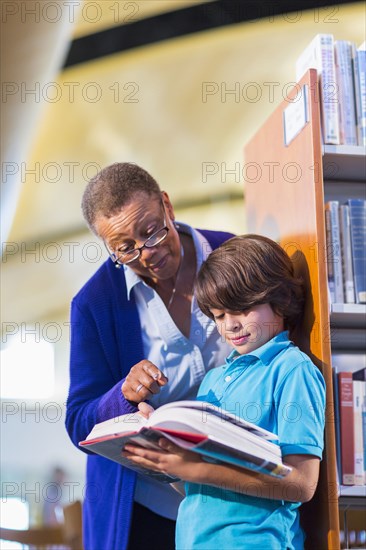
[[244, 69, 340, 549]]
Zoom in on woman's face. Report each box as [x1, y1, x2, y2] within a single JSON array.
[[94, 191, 181, 283]]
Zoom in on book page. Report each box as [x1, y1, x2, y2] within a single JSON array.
[[152, 400, 277, 440], [147, 407, 281, 461], [85, 411, 147, 440]]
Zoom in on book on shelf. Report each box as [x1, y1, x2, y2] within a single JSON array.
[[353, 41, 366, 147], [352, 42, 366, 147], [296, 34, 365, 147], [363, 386, 366, 486], [337, 371, 355, 485], [339, 204, 356, 304], [332, 368, 343, 484], [333, 354, 366, 490], [353, 368, 366, 381], [325, 199, 366, 306], [79, 400, 292, 481], [353, 369, 366, 486], [353, 380, 366, 485], [334, 40, 358, 146], [348, 199, 366, 304], [295, 33, 340, 144], [325, 201, 344, 304]]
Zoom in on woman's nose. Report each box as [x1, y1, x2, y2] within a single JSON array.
[[139, 244, 156, 263]]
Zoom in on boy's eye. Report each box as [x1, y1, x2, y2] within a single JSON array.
[[213, 313, 225, 321]]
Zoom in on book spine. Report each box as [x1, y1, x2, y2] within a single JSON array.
[[339, 204, 355, 303], [296, 37, 318, 81], [338, 371, 355, 485], [362, 390, 366, 484], [356, 46, 366, 147], [325, 201, 344, 303], [332, 368, 342, 483], [348, 199, 366, 304], [325, 207, 335, 303], [295, 34, 340, 144], [353, 368, 366, 381], [331, 201, 344, 303], [325, 206, 335, 303], [318, 34, 340, 145], [353, 380, 366, 485], [352, 43, 363, 146], [354, 370, 366, 484], [334, 40, 358, 145]]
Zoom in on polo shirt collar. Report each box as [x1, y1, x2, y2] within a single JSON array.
[[225, 330, 291, 367]]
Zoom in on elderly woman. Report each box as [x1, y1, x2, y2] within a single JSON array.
[[65, 163, 233, 550]]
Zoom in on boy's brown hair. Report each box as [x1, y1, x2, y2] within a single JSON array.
[[196, 234, 304, 331]]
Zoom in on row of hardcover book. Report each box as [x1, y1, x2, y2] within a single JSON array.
[[340, 528, 366, 550], [334, 368, 366, 487], [296, 34, 366, 146], [325, 199, 366, 305]]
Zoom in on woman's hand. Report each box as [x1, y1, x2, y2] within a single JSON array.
[[121, 360, 168, 403], [123, 439, 206, 481]]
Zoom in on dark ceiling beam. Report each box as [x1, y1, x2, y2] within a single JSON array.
[[64, 0, 360, 68]]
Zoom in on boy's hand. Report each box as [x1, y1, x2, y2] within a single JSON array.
[[123, 439, 206, 481], [138, 402, 155, 419]]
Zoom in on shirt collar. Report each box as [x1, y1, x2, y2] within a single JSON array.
[[124, 264, 142, 300], [123, 222, 208, 300], [225, 330, 291, 367]]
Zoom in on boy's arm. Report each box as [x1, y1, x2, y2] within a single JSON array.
[[199, 453, 320, 503], [123, 440, 320, 503]]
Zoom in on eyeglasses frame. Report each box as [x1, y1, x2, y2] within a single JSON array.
[[104, 197, 170, 267]]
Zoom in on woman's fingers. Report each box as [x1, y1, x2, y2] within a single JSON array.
[[121, 360, 168, 402]]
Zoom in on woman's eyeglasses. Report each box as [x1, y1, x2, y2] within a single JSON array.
[[104, 200, 169, 267]]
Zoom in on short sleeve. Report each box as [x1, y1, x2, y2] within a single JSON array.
[[275, 360, 326, 459]]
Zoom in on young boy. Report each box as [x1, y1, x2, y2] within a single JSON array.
[[124, 234, 326, 550]]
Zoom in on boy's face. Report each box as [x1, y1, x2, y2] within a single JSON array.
[[210, 304, 285, 355]]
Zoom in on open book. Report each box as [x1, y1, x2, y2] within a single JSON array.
[[80, 400, 292, 482]]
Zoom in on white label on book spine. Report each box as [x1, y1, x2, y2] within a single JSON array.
[[283, 85, 309, 146]]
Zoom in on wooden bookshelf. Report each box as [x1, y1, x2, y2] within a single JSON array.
[[330, 304, 366, 328], [244, 69, 341, 549], [322, 145, 366, 182]]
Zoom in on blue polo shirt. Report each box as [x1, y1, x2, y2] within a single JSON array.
[[175, 331, 326, 550]]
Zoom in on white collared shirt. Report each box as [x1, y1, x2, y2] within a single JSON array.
[[124, 223, 231, 519]]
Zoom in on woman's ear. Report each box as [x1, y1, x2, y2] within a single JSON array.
[[161, 190, 175, 221]]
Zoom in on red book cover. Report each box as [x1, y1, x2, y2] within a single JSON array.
[[338, 372, 355, 485]]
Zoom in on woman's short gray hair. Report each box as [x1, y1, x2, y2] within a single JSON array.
[[81, 162, 161, 233]]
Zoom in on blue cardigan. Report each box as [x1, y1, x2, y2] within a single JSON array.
[[65, 229, 234, 550]]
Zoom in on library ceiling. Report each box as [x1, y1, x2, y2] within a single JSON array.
[[1, 0, 365, 326]]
